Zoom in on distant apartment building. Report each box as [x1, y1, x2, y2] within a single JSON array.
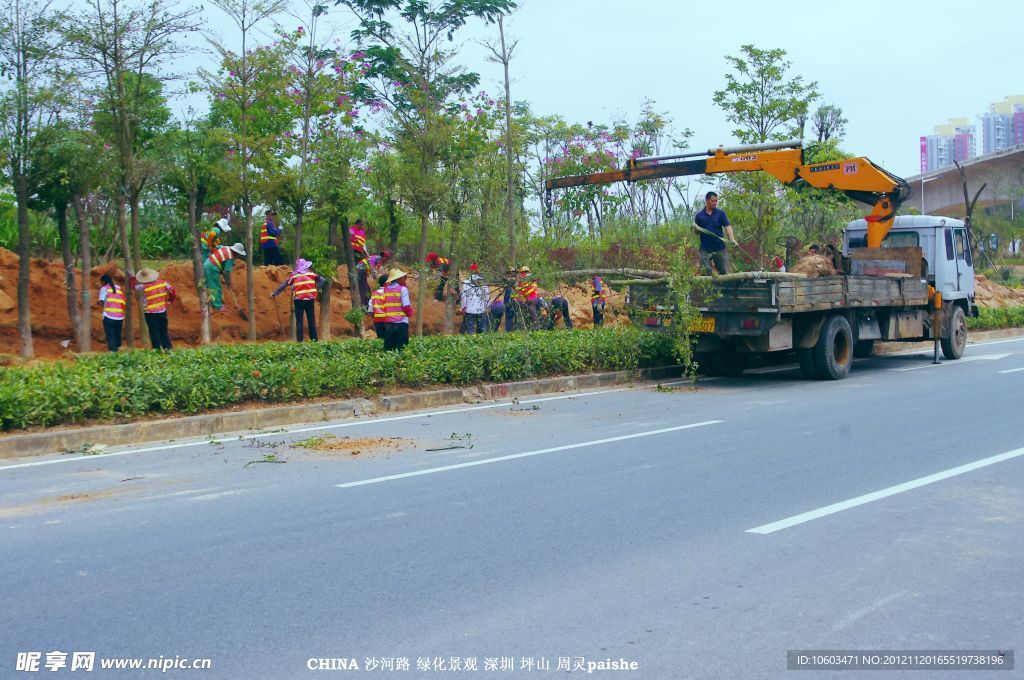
[[919, 117, 975, 172], [980, 95, 1024, 154]]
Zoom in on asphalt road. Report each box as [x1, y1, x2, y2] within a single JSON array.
[[3, 338, 1024, 680]]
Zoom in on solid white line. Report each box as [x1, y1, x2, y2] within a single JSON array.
[[0, 387, 632, 472], [337, 420, 723, 488], [747, 445, 1024, 534], [999, 367, 1024, 374]]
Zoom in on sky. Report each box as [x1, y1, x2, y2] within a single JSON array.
[[189, 0, 1022, 181]]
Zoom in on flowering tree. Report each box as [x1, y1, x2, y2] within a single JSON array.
[[339, 0, 516, 335], [203, 0, 289, 338]]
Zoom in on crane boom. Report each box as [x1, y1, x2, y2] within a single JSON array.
[[543, 140, 912, 248]]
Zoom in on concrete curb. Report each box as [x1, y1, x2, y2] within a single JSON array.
[[0, 366, 684, 460], [3, 328, 1018, 460]]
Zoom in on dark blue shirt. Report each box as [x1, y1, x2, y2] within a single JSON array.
[[694, 207, 730, 253]]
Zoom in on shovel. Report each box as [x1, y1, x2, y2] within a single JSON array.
[[692, 223, 758, 266], [225, 284, 249, 321]]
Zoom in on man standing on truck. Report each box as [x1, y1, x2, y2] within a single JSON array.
[[693, 191, 737, 275]]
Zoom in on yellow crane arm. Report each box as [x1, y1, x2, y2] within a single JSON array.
[[544, 140, 912, 248]]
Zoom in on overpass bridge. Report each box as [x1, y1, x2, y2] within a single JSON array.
[[905, 144, 1024, 218]]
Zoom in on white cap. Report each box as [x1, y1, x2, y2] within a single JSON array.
[[216, 218, 231, 232]]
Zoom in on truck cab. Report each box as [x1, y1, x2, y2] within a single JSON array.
[[843, 215, 979, 318]]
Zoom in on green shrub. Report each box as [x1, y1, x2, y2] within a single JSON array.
[[967, 305, 1024, 331], [0, 327, 675, 430]]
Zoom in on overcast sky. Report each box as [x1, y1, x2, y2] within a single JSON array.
[[193, 0, 1020, 181]]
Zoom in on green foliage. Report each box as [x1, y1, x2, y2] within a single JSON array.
[[966, 305, 1024, 331], [0, 327, 673, 430]]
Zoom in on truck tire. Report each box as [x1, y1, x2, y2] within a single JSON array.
[[853, 340, 875, 358], [941, 305, 967, 360], [797, 348, 818, 379], [813, 315, 853, 380]]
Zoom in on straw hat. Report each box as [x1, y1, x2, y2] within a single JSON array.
[[386, 268, 408, 284], [518, 265, 531, 274], [136, 268, 159, 284], [229, 242, 247, 257]]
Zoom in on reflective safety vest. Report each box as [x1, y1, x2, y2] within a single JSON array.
[[592, 276, 607, 305], [208, 246, 235, 268], [102, 284, 125, 320], [350, 226, 366, 253], [379, 283, 407, 323], [142, 280, 172, 314], [289, 271, 317, 300], [260, 219, 278, 245], [370, 287, 388, 322], [515, 278, 538, 302], [201, 227, 222, 252]]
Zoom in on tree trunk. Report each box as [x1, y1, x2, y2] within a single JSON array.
[[317, 284, 331, 340], [415, 211, 429, 336], [56, 202, 81, 351], [388, 198, 399, 254], [73, 193, 92, 352], [116, 197, 134, 349], [15, 179, 34, 358], [499, 14, 517, 265], [187, 190, 211, 344], [338, 214, 364, 338], [244, 204, 256, 340], [129, 191, 149, 346]]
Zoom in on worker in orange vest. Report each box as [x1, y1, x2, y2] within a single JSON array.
[[591, 275, 607, 327], [515, 265, 540, 328], [379, 268, 414, 351], [366, 273, 389, 339], [204, 242, 247, 312], [426, 251, 451, 301], [97, 273, 125, 352], [261, 209, 284, 265], [132, 268, 176, 350], [271, 258, 327, 342], [349, 218, 368, 260]]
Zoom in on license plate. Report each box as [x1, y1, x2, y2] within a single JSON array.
[[687, 316, 715, 333]]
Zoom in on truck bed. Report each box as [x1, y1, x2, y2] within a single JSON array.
[[693, 274, 928, 313]]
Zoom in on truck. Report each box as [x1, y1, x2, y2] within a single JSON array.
[[544, 140, 978, 380]]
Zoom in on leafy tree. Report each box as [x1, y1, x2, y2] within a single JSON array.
[[64, 0, 200, 348], [712, 44, 820, 260], [812, 104, 847, 143], [712, 44, 819, 144], [339, 0, 516, 335], [202, 0, 289, 339], [0, 0, 65, 357], [161, 112, 227, 344]]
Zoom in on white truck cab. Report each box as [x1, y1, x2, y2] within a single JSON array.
[[844, 215, 979, 317]]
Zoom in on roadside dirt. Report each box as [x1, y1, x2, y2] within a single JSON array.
[[0, 248, 628, 359], [291, 435, 410, 458]]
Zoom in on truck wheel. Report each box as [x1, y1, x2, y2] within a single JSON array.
[[813, 315, 853, 380], [797, 348, 818, 379], [853, 340, 875, 358], [941, 306, 967, 360]]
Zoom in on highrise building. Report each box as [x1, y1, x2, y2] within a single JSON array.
[[919, 118, 975, 172], [980, 95, 1024, 154]]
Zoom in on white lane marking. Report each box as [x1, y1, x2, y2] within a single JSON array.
[[998, 367, 1024, 374], [891, 353, 1011, 371], [0, 387, 632, 472], [336, 420, 722, 488], [189, 489, 253, 501], [747, 445, 1024, 534], [831, 591, 907, 632]]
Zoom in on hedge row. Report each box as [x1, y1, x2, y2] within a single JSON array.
[[0, 327, 676, 431], [967, 305, 1024, 331]]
